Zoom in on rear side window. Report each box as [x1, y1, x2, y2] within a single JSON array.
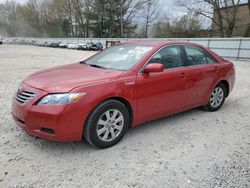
[[185, 46, 216, 66], [149, 46, 182, 69]]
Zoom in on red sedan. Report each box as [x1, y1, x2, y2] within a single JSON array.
[[12, 41, 235, 148]]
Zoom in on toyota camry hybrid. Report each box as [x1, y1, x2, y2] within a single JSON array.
[[12, 41, 235, 148]]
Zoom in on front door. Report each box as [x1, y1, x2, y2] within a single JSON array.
[[136, 45, 189, 123]]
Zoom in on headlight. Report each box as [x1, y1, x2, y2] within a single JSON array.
[[38, 92, 86, 105]]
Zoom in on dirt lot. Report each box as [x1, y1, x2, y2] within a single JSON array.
[[0, 45, 249, 188]]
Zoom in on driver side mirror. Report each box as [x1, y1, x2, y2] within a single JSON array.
[[143, 63, 164, 73]]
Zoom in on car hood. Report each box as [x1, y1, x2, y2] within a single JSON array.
[[24, 63, 123, 92]]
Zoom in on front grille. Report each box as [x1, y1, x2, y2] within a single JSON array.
[[15, 90, 36, 104]]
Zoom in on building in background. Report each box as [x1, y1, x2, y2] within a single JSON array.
[[212, 3, 250, 37]]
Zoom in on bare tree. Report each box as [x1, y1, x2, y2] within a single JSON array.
[[0, 0, 146, 38], [120, 0, 145, 37], [152, 11, 204, 38], [79, 0, 94, 37], [0, 0, 17, 36], [244, 0, 250, 36], [53, 0, 77, 36], [176, 0, 242, 37], [141, 0, 160, 38]]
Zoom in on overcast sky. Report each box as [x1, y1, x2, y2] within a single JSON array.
[[0, 0, 24, 3], [0, 0, 25, 3]]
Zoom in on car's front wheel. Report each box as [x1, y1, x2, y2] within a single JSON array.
[[83, 100, 130, 149], [204, 83, 226, 111]]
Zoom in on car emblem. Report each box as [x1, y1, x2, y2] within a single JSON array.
[[17, 86, 22, 93]]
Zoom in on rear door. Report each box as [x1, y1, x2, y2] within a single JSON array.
[[182, 45, 219, 107]]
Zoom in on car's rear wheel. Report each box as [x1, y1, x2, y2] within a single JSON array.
[[204, 83, 226, 111], [83, 100, 129, 149]]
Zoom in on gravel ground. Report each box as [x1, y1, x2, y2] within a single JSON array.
[[0, 45, 249, 188]]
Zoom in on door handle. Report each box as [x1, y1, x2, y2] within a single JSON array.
[[179, 72, 188, 79], [125, 81, 135, 85]]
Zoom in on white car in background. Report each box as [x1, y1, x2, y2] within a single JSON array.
[[67, 43, 78, 49], [59, 42, 68, 48]]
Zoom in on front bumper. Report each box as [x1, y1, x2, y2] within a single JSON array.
[[11, 83, 89, 142]]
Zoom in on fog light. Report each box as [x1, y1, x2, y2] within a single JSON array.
[[41, 128, 55, 134]]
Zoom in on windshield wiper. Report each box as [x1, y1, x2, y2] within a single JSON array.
[[79, 61, 86, 64], [88, 64, 106, 69]]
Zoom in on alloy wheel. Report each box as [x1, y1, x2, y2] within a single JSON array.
[[210, 87, 224, 108], [96, 109, 124, 142]]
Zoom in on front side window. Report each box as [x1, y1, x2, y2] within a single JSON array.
[[185, 46, 216, 66], [148, 46, 182, 69], [85, 45, 153, 71]]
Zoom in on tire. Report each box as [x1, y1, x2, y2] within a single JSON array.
[[204, 83, 226, 111], [83, 100, 130, 149]]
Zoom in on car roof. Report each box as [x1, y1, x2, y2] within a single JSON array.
[[121, 41, 202, 48]]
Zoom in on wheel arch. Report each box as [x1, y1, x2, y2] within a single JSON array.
[[108, 97, 133, 127], [84, 96, 134, 130], [83, 96, 133, 148], [218, 80, 229, 97]]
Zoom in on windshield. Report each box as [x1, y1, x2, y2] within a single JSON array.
[[85, 44, 153, 71]]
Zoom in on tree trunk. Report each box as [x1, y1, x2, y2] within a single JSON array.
[[244, 0, 250, 36], [226, 20, 235, 37], [86, 18, 89, 38], [244, 24, 250, 37], [214, 8, 225, 37], [120, 4, 123, 38], [145, 1, 151, 38]]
